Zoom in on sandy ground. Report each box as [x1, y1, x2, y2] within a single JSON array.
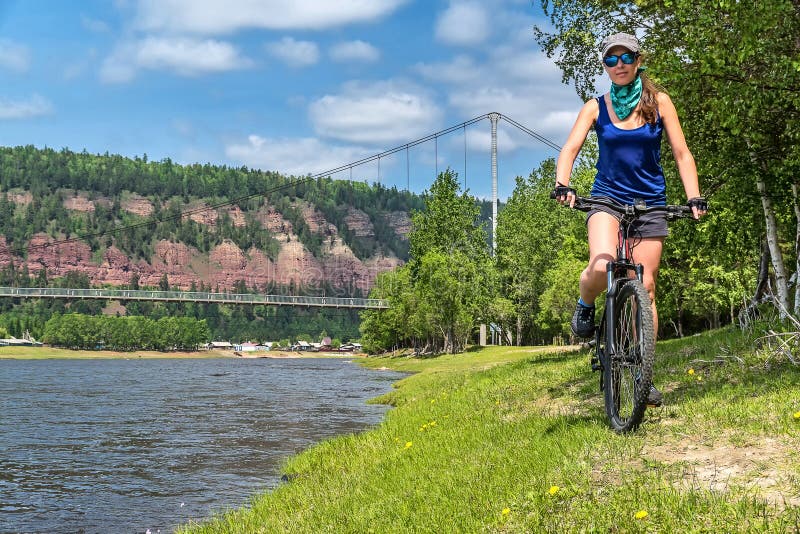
[[0, 346, 365, 359]]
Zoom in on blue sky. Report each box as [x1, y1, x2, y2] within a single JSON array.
[[0, 0, 588, 200]]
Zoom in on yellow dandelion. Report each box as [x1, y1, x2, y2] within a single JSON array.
[[429, 421, 437, 427], [793, 411, 800, 420], [548, 485, 560, 496], [697, 376, 703, 382], [404, 441, 413, 449], [419, 426, 425, 432], [501, 507, 510, 516], [635, 510, 648, 520], [688, 368, 695, 375]]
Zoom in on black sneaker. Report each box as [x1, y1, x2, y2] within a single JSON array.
[[647, 384, 663, 407], [571, 301, 595, 338]]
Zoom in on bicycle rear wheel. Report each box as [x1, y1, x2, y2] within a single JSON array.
[[603, 279, 655, 433]]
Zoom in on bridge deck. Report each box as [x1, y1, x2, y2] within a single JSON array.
[[0, 287, 388, 309]]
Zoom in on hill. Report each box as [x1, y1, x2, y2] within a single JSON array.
[[0, 145, 429, 296]]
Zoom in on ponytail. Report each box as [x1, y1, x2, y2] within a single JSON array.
[[639, 71, 660, 125]]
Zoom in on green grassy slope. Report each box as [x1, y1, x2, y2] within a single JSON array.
[[180, 327, 800, 533]]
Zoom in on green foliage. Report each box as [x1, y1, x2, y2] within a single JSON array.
[[494, 154, 593, 344], [361, 169, 494, 354], [41, 313, 211, 350]]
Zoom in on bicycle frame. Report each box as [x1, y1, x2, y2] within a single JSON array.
[[602, 206, 646, 362]]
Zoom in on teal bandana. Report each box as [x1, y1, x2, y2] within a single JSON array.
[[610, 68, 646, 120]]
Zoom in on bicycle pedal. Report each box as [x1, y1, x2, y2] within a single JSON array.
[[590, 356, 602, 372]]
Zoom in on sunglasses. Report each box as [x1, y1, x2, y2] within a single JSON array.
[[603, 52, 639, 67]]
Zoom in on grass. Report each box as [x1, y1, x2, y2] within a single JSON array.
[[179, 327, 800, 533]]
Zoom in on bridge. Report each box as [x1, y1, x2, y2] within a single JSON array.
[[0, 287, 388, 309]]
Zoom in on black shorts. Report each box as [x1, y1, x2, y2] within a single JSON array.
[[586, 197, 668, 238]]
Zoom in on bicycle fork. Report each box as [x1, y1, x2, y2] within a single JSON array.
[[592, 261, 644, 377]]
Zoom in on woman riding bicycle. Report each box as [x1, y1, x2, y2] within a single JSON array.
[[554, 32, 707, 406]]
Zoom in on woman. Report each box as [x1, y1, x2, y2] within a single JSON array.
[[554, 32, 707, 406]]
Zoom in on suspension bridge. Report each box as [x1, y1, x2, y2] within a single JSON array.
[[0, 287, 387, 309], [1, 112, 560, 308]]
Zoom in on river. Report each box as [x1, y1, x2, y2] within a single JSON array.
[[0, 357, 405, 533]]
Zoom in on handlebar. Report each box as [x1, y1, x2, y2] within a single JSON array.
[[549, 193, 696, 221]]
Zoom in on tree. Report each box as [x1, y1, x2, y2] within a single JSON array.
[[495, 152, 594, 344], [408, 168, 488, 268], [361, 169, 493, 354]]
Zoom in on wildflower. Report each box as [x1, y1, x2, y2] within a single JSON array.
[[501, 508, 510, 516], [404, 441, 413, 449], [688, 368, 695, 375], [794, 411, 800, 420], [697, 376, 703, 382], [635, 510, 648, 520], [430, 399, 436, 404], [548, 485, 560, 496]]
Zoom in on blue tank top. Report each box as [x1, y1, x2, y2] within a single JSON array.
[[591, 96, 666, 205]]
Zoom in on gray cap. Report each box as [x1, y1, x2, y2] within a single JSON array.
[[600, 33, 640, 57]]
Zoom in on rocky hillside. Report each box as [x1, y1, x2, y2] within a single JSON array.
[[0, 146, 420, 296]]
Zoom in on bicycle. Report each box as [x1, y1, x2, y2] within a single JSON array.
[[552, 193, 697, 432]]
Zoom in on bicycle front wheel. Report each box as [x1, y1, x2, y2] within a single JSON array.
[[603, 279, 655, 433]]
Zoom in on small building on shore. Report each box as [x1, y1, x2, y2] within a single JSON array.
[[206, 341, 233, 350]]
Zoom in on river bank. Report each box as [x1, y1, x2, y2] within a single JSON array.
[[179, 327, 800, 533], [0, 346, 364, 360]]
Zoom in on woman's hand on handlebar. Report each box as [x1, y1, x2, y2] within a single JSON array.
[[686, 196, 708, 220], [552, 182, 577, 208]]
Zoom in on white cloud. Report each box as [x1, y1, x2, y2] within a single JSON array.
[[413, 54, 480, 85], [448, 87, 576, 144], [415, 38, 582, 148], [0, 39, 31, 72], [101, 36, 252, 82], [135, 0, 409, 34], [308, 80, 443, 146], [329, 40, 380, 63], [266, 37, 319, 68], [0, 94, 53, 120], [435, 2, 490, 46], [225, 135, 371, 176]]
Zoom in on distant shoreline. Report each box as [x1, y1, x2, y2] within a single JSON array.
[[0, 346, 365, 360]]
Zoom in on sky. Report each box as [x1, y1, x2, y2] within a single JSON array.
[[0, 0, 590, 200]]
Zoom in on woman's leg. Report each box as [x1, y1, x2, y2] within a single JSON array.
[[580, 211, 619, 304], [631, 237, 665, 335]]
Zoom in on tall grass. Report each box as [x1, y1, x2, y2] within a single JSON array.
[[180, 327, 800, 532]]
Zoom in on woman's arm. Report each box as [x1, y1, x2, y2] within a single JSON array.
[[658, 92, 701, 200], [555, 98, 599, 187]]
